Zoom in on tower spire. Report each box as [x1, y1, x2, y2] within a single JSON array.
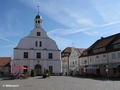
[[34, 6, 42, 28], [37, 6, 39, 15]]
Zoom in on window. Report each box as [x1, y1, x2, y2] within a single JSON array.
[[75, 61, 77, 65], [38, 20, 40, 23], [112, 53, 116, 59], [118, 53, 120, 58], [48, 53, 53, 59], [114, 44, 120, 49], [37, 32, 41, 36], [24, 52, 28, 58], [23, 66, 28, 73], [103, 55, 106, 60], [36, 52, 41, 58], [39, 41, 42, 47], [49, 66, 53, 73], [35, 41, 38, 47], [96, 56, 99, 61]]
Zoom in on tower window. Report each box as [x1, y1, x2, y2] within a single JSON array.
[[39, 41, 42, 47], [38, 20, 40, 23], [37, 32, 41, 36], [35, 41, 38, 47], [36, 21, 37, 23]]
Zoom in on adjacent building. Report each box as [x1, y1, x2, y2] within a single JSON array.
[[0, 57, 11, 76], [12, 12, 62, 75], [62, 47, 85, 75], [79, 33, 120, 77]]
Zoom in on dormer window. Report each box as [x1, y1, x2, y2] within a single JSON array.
[[37, 32, 41, 36], [114, 43, 120, 49]]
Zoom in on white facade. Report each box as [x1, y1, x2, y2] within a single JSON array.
[[108, 51, 120, 63], [79, 53, 108, 66], [12, 13, 62, 75], [69, 47, 79, 73]]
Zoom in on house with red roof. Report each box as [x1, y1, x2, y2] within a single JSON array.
[[61, 47, 85, 75], [79, 33, 120, 77], [0, 57, 11, 76]]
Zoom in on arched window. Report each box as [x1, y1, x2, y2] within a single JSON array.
[[38, 20, 40, 23]]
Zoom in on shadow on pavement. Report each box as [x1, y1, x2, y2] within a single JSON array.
[[69, 75, 120, 81]]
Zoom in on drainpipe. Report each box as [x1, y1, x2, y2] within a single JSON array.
[[107, 53, 109, 79]]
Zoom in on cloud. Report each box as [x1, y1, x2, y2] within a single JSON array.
[[48, 34, 72, 50], [47, 20, 120, 36], [19, 0, 102, 28], [18, 0, 120, 48], [19, 0, 120, 35], [90, 0, 120, 22], [0, 36, 14, 43]]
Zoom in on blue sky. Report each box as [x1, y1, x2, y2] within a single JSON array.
[[1, 0, 120, 57]]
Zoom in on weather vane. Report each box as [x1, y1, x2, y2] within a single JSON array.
[[37, 6, 39, 15]]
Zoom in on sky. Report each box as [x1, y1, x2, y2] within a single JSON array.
[[1, 0, 120, 57]]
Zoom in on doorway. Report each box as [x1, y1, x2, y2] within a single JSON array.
[[35, 64, 42, 76]]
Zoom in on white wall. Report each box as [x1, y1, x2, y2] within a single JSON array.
[[108, 51, 120, 63], [89, 54, 108, 65]]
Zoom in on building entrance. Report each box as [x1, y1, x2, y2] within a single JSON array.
[[35, 64, 42, 76]]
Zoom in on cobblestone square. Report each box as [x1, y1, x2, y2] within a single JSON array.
[[0, 76, 120, 90]]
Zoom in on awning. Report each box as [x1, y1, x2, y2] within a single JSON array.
[[85, 66, 99, 70], [108, 63, 120, 68]]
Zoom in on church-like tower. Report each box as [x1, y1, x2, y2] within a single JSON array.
[[34, 6, 42, 28], [34, 14, 42, 28]]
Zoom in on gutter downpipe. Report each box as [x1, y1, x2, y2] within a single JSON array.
[[107, 53, 109, 79]]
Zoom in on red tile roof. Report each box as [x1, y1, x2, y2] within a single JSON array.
[[93, 36, 115, 49], [0, 57, 11, 67], [62, 47, 71, 53], [62, 47, 86, 56]]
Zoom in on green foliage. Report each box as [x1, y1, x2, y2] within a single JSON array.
[[31, 69, 36, 77], [46, 69, 50, 77]]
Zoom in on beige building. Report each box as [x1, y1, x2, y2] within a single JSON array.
[[79, 33, 120, 77]]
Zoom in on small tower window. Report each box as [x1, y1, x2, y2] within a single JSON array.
[[36, 21, 37, 23], [35, 41, 38, 47], [37, 32, 41, 36], [39, 41, 42, 47], [38, 20, 40, 23]]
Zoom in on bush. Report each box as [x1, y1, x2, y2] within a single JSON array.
[[46, 70, 50, 77], [31, 69, 36, 77]]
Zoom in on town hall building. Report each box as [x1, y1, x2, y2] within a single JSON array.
[[12, 11, 62, 75]]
